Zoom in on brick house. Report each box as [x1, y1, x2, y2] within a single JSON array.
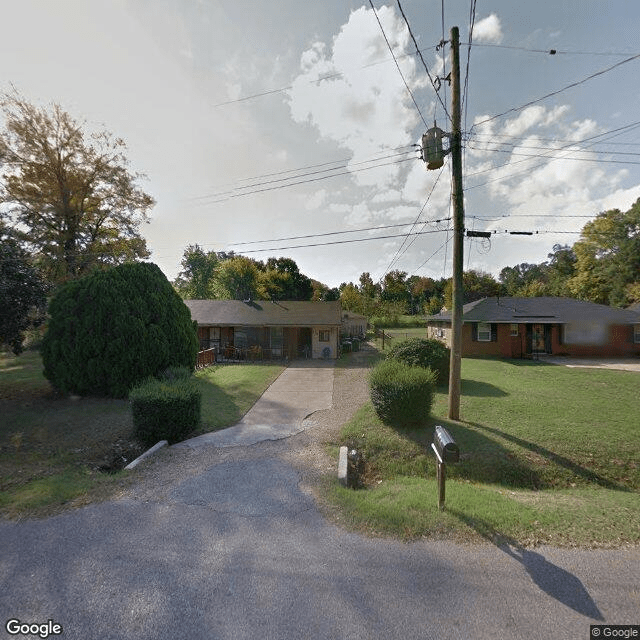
[[426, 297, 640, 358]]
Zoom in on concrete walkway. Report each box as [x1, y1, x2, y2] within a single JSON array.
[[174, 360, 335, 449]]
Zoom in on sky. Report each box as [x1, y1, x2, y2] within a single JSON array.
[[2, 0, 640, 289]]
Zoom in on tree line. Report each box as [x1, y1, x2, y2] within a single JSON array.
[[1, 92, 638, 353]]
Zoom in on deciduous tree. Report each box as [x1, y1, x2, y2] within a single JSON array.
[[0, 92, 154, 286]]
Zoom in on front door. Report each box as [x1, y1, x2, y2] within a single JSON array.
[[530, 324, 551, 354]]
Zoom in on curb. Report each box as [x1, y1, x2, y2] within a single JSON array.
[[124, 440, 168, 470]]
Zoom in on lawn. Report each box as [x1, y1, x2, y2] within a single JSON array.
[[330, 357, 640, 547], [0, 350, 284, 518]]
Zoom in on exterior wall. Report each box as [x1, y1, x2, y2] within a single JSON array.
[[428, 320, 640, 358], [312, 326, 339, 359], [342, 318, 367, 337], [560, 324, 640, 357]]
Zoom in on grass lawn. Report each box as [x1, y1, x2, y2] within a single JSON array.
[[330, 357, 640, 547], [0, 350, 284, 519]]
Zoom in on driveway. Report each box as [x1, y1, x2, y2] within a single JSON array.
[[545, 356, 640, 372], [1, 354, 639, 640]]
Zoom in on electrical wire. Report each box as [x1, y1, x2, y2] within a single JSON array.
[[470, 53, 640, 133], [380, 166, 445, 277], [227, 219, 450, 247], [235, 226, 452, 254], [459, 43, 640, 56], [396, 0, 450, 121], [191, 152, 419, 204], [368, 0, 429, 129]]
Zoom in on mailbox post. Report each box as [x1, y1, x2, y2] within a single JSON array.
[[431, 426, 460, 510]]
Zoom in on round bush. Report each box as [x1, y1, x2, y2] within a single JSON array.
[[369, 359, 437, 427], [130, 377, 201, 446], [386, 337, 450, 385], [42, 263, 198, 398]]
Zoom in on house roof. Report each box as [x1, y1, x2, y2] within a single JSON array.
[[426, 297, 640, 325], [184, 300, 342, 327]]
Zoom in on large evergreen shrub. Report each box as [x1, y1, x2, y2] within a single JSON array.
[[386, 337, 450, 385], [42, 263, 198, 398], [130, 377, 201, 445], [369, 359, 436, 427]]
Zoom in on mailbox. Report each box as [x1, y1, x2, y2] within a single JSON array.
[[433, 426, 459, 463]]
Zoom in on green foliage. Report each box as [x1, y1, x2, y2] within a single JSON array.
[[369, 359, 436, 427], [0, 235, 47, 354], [444, 269, 504, 307], [386, 337, 450, 384], [130, 376, 201, 445], [173, 244, 219, 299], [41, 262, 198, 398]]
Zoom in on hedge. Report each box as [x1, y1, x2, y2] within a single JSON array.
[[386, 337, 450, 385], [369, 359, 437, 427], [130, 377, 201, 446]]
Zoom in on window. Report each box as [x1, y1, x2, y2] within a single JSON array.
[[477, 322, 491, 342], [510, 323, 519, 336], [319, 329, 330, 342], [635, 324, 640, 344]]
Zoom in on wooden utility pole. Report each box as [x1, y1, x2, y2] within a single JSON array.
[[447, 26, 464, 421]]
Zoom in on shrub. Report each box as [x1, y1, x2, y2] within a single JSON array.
[[130, 377, 201, 446], [369, 359, 436, 427], [42, 262, 198, 398], [386, 337, 450, 385]]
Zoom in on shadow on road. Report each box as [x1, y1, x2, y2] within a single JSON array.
[[448, 509, 604, 621]]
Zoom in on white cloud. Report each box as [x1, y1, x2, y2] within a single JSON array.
[[287, 5, 422, 188], [474, 14, 503, 44]]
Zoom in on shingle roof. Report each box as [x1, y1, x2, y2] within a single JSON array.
[[427, 297, 640, 325], [184, 300, 342, 327]]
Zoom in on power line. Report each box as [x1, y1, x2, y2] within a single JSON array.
[[192, 153, 418, 204], [460, 42, 640, 56], [189, 148, 417, 202], [368, 0, 429, 129], [396, 0, 450, 121], [227, 219, 450, 247], [380, 165, 445, 277], [470, 53, 640, 132], [464, 120, 640, 188], [235, 226, 451, 254]]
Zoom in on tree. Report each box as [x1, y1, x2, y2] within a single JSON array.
[[214, 256, 263, 300], [568, 200, 640, 307], [173, 244, 219, 299], [0, 92, 154, 286], [41, 262, 198, 398], [260, 257, 313, 300], [0, 232, 47, 354], [444, 270, 503, 308]]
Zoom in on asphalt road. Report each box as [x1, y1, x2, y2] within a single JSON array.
[[1, 447, 638, 640], [1, 361, 638, 639]]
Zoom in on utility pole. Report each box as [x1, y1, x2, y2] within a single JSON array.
[[447, 26, 464, 421]]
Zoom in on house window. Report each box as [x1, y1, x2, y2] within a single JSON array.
[[510, 323, 519, 336], [635, 324, 640, 344], [319, 329, 330, 342], [477, 322, 492, 342]]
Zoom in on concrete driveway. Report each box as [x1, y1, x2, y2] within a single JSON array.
[[545, 356, 640, 372], [175, 360, 335, 448]]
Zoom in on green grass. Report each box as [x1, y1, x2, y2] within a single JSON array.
[[195, 364, 285, 431], [330, 357, 640, 547], [0, 350, 284, 518]]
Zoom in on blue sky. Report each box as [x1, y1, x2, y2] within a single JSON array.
[[2, 0, 640, 288]]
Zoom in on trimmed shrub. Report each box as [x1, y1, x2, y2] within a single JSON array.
[[130, 377, 201, 446], [386, 337, 450, 385], [42, 262, 198, 398], [369, 359, 437, 427]]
